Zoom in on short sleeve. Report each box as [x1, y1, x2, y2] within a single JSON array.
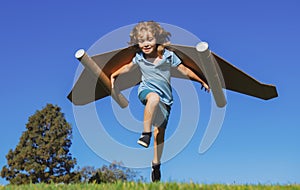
[[172, 52, 182, 67], [132, 55, 138, 64]]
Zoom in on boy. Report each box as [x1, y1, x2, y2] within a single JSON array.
[[110, 21, 209, 182]]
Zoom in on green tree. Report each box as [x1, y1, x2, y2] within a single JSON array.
[[88, 161, 144, 184], [78, 166, 97, 183], [1, 104, 80, 184]]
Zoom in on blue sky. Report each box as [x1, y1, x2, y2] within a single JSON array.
[[1, 0, 299, 185]]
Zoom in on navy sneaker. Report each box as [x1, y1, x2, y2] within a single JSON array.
[[137, 132, 151, 148], [151, 162, 161, 182]]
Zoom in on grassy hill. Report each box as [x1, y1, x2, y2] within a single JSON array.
[[1, 182, 299, 190]]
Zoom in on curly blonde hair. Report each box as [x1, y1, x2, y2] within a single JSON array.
[[129, 21, 171, 58]]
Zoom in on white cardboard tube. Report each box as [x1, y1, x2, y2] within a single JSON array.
[[196, 42, 227, 108], [75, 49, 129, 108]]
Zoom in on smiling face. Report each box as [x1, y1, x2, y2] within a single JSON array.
[[129, 21, 171, 58], [137, 30, 157, 56]]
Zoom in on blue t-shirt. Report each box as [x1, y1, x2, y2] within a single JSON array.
[[132, 49, 181, 105]]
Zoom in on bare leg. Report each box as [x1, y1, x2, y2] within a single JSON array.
[[143, 92, 160, 133], [153, 126, 165, 164]]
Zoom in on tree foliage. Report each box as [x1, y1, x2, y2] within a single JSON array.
[[78, 166, 97, 183], [87, 161, 143, 184], [1, 104, 80, 184]]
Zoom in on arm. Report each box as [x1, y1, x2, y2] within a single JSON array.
[[177, 64, 210, 92], [110, 61, 136, 88]]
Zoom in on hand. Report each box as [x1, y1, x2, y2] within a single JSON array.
[[201, 82, 210, 92]]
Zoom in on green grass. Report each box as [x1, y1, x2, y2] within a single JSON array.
[[1, 182, 300, 190]]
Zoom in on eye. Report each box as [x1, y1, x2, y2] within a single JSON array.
[[138, 39, 144, 43]]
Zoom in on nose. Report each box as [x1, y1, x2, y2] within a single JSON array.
[[143, 41, 151, 47]]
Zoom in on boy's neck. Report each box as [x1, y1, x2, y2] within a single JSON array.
[[143, 50, 162, 64]]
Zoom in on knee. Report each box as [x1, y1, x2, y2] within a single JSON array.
[[147, 93, 160, 106]]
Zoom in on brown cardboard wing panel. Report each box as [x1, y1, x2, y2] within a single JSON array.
[[169, 44, 277, 100], [67, 47, 141, 105], [212, 53, 278, 100], [67, 69, 109, 105]]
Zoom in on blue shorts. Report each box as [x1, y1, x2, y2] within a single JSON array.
[[138, 89, 171, 128]]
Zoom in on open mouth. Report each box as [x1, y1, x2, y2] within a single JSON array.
[[142, 46, 153, 53], [143, 46, 152, 54]]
